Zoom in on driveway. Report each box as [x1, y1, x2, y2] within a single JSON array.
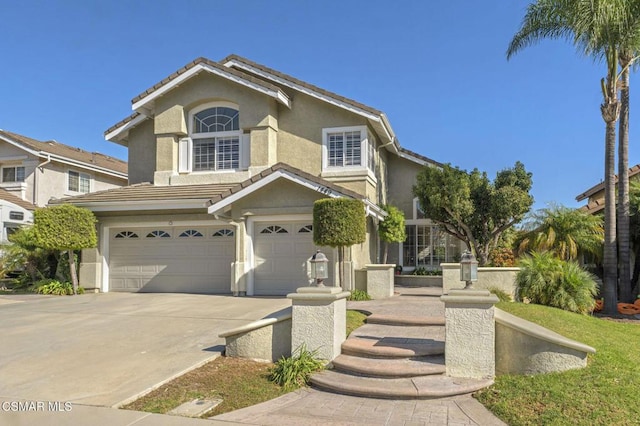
[[0, 292, 290, 407]]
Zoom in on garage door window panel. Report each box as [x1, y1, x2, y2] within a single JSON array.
[[146, 230, 171, 238]]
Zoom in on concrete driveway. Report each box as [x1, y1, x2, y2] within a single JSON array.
[[0, 292, 290, 407]]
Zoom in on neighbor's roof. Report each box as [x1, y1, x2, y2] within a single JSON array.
[[576, 163, 640, 202], [0, 130, 127, 177], [580, 198, 604, 214], [0, 188, 36, 211]]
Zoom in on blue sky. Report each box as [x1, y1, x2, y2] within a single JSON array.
[[0, 1, 631, 211]]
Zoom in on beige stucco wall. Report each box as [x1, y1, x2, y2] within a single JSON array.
[[386, 155, 425, 218], [128, 119, 155, 184], [442, 263, 519, 298]]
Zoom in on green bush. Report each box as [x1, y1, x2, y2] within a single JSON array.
[[488, 286, 512, 302], [35, 279, 84, 296], [268, 344, 325, 390], [313, 198, 365, 247], [348, 289, 371, 301], [412, 267, 442, 276], [515, 251, 597, 314]]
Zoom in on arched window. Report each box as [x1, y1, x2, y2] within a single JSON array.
[[146, 230, 171, 238], [212, 228, 234, 237], [179, 229, 204, 238], [185, 104, 241, 171], [115, 231, 138, 239]]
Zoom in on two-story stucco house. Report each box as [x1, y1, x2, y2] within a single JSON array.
[[0, 130, 128, 241], [58, 55, 462, 296]]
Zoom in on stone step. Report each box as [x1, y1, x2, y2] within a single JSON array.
[[366, 314, 445, 327], [331, 354, 445, 378], [310, 370, 493, 399], [341, 336, 445, 358]]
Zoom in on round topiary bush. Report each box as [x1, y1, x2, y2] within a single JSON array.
[[515, 251, 597, 314]]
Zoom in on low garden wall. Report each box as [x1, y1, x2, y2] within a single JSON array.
[[494, 308, 596, 374], [442, 263, 519, 298], [219, 307, 292, 362], [394, 275, 442, 287]]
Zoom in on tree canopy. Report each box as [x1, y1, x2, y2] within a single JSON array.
[[413, 162, 533, 265], [378, 204, 406, 264], [517, 204, 604, 261]]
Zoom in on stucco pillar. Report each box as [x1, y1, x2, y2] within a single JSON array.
[[79, 247, 101, 293], [365, 264, 395, 299], [287, 287, 350, 362], [440, 289, 499, 379]]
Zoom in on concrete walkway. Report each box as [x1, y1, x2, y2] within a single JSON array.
[[0, 287, 506, 425]]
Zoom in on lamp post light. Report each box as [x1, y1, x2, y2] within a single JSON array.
[[460, 250, 478, 290], [309, 249, 329, 287]]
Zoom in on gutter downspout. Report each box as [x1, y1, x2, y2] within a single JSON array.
[[34, 154, 52, 206]]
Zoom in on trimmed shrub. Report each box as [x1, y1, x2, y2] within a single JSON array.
[[268, 344, 324, 390], [412, 267, 442, 276], [488, 247, 516, 267], [515, 251, 597, 314], [313, 198, 365, 247], [379, 204, 406, 263]]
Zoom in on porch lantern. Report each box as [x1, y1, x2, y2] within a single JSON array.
[[309, 250, 329, 287], [459, 250, 478, 290]]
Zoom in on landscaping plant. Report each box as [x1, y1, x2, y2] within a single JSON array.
[[515, 251, 597, 314], [378, 204, 406, 263], [35, 279, 84, 295], [268, 344, 325, 390], [347, 289, 371, 301]]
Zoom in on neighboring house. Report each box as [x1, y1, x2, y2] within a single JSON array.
[[56, 55, 463, 296], [0, 130, 128, 242], [0, 188, 34, 242], [576, 163, 640, 213]]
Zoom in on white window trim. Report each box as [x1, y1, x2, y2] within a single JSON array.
[[1, 165, 26, 183], [322, 125, 372, 171], [67, 169, 91, 194], [181, 102, 244, 173]]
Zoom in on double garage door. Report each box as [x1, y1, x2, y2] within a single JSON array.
[[109, 226, 234, 294], [108, 221, 332, 295], [253, 221, 333, 296]]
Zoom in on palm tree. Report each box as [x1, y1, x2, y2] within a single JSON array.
[[517, 204, 604, 261], [508, 0, 636, 314]]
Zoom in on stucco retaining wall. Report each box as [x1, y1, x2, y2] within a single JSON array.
[[495, 308, 595, 375], [442, 263, 519, 298], [219, 308, 292, 362]]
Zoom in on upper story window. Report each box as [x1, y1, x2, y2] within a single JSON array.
[[68, 170, 90, 193], [180, 105, 242, 173], [2, 166, 25, 183], [322, 126, 375, 172]]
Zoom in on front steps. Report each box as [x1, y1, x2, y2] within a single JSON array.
[[310, 314, 493, 399]]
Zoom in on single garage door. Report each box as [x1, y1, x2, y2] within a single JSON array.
[[253, 222, 333, 296], [109, 226, 235, 293]]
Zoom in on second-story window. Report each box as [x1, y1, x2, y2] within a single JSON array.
[[2, 166, 25, 183], [192, 106, 240, 171], [322, 126, 374, 172], [68, 170, 90, 193]]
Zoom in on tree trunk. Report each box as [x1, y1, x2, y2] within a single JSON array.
[[68, 249, 78, 295], [382, 242, 388, 264], [618, 62, 632, 302], [602, 100, 620, 314]]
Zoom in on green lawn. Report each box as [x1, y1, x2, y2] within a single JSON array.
[[476, 302, 640, 425]]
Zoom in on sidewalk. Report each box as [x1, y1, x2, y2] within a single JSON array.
[[1, 287, 506, 425]]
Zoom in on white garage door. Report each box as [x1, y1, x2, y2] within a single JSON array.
[[109, 226, 235, 294], [253, 222, 333, 296]]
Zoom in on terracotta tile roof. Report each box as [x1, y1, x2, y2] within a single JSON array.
[[580, 198, 604, 214], [221, 54, 383, 116], [576, 163, 640, 201], [208, 163, 364, 206], [398, 147, 443, 167], [50, 182, 236, 205], [130, 57, 287, 105], [0, 130, 127, 176], [104, 112, 147, 138], [53, 163, 364, 210], [0, 188, 36, 211]]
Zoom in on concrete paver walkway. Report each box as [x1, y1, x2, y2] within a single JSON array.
[[0, 286, 506, 425]]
